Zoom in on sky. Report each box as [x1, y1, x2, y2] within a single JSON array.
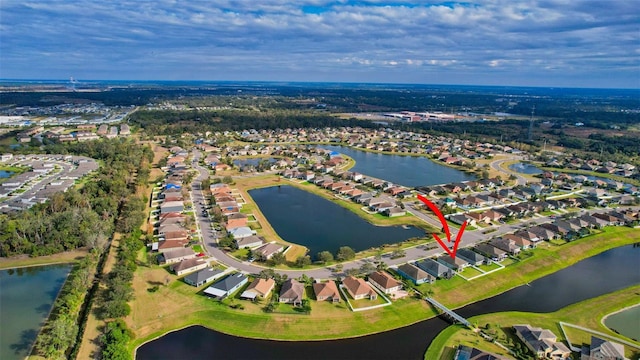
[[1, 0, 639, 88]]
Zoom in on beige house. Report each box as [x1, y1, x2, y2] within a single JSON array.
[[342, 276, 377, 300], [313, 280, 340, 302], [241, 278, 275, 300], [367, 271, 402, 294]]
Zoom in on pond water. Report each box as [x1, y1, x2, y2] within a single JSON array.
[[0, 170, 14, 178], [319, 145, 475, 187], [137, 245, 640, 360], [604, 305, 640, 341], [0, 264, 71, 360], [233, 157, 276, 168], [249, 185, 424, 257], [509, 162, 543, 175]]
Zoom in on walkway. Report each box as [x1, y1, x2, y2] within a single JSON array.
[[425, 297, 473, 328]]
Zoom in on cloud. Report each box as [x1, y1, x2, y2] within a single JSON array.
[[0, 0, 638, 87]]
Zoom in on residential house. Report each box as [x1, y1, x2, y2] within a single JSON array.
[[253, 243, 284, 260], [159, 248, 197, 264], [457, 248, 487, 266], [454, 345, 509, 360], [203, 273, 248, 299], [160, 201, 184, 214], [235, 235, 265, 249], [279, 279, 305, 306], [490, 237, 521, 255], [415, 258, 453, 279], [241, 278, 276, 300], [529, 225, 559, 241], [396, 263, 435, 285], [581, 336, 628, 360], [171, 258, 208, 276], [225, 213, 248, 229], [342, 276, 377, 300], [184, 267, 225, 287], [474, 243, 507, 261], [514, 230, 541, 244], [368, 271, 402, 295], [483, 209, 505, 223], [229, 226, 256, 239], [438, 256, 470, 272], [513, 324, 571, 360], [313, 280, 341, 302]]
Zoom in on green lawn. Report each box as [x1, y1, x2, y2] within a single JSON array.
[[476, 262, 502, 272], [458, 267, 484, 279]]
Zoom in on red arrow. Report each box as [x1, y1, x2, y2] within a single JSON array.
[[416, 194, 467, 259]]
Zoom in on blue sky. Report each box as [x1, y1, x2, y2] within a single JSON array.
[[1, 0, 638, 88]]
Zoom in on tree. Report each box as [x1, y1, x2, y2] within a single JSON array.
[[270, 252, 286, 265], [344, 267, 360, 276], [317, 251, 334, 264], [222, 175, 233, 184], [333, 263, 344, 273], [295, 255, 311, 268], [336, 246, 355, 261], [390, 248, 406, 259], [359, 262, 376, 275]]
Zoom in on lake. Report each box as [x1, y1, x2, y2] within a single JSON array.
[[0, 170, 14, 178], [249, 185, 424, 257], [509, 162, 543, 175], [319, 145, 475, 187], [137, 245, 640, 360], [0, 264, 71, 360], [604, 305, 640, 341]]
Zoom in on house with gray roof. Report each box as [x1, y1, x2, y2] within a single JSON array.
[[279, 279, 305, 306], [438, 256, 470, 272], [159, 247, 196, 264], [396, 263, 434, 285], [474, 243, 507, 262], [204, 273, 248, 299], [581, 336, 628, 360], [229, 226, 256, 239], [457, 248, 487, 266], [184, 267, 225, 287], [415, 258, 453, 279]]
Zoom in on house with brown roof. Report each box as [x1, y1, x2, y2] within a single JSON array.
[[342, 276, 377, 300], [253, 243, 284, 260], [171, 258, 208, 276], [279, 279, 305, 306], [241, 278, 276, 300], [313, 280, 341, 302], [225, 212, 248, 230], [368, 271, 402, 294]]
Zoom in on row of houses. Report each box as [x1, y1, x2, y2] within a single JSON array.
[[285, 169, 408, 217]]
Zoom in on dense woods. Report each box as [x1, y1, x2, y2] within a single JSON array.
[[0, 139, 153, 257]]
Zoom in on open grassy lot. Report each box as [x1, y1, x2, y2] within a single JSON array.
[[426, 284, 640, 360], [0, 248, 89, 270]]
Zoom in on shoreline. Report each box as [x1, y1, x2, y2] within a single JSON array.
[[600, 302, 640, 332], [127, 228, 640, 355]]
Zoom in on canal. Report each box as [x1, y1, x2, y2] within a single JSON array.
[[249, 185, 424, 256], [319, 145, 475, 187], [137, 244, 640, 360]]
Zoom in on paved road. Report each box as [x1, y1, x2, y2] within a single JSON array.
[[490, 157, 527, 186]]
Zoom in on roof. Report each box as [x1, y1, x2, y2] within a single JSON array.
[[254, 243, 284, 257], [205, 273, 248, 295], [241, 278, 275, 298], [162, 247, 195, 260], [590, 336, 626, 358], [368, 271, 401, 290], [172, 258, 206, 273], [184, 267, 224, 285], [313, 280, 340, 299], [279, 279, 304, 302], [399, 262, 432, 280], [457, 248, 486, 263], [229, 226, 254, 238], [342, 276, 374, 297]]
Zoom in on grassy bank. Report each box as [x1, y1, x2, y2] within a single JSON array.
[[0, 249, 88, 270], [126, 226, 640, 356], [430, 226, 640, 309], [540, 166, 640, 187], [425, 284, 640, 359]]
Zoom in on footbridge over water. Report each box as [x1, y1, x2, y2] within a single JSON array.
[[425, 297, 473, 328]]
